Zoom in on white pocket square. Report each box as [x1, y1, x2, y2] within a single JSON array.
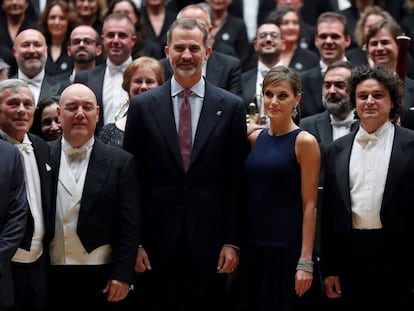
[[46, 163, 52, 171], [409, 107, 414, 110]]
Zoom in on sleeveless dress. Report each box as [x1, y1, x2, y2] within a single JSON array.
[[242, 128, 304, 311]]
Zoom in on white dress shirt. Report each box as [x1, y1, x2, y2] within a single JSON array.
[[349, 121, 394, 229], [243, 0, 259, 42], [18, 69, 45, 106], [102, 58, 131, 125]]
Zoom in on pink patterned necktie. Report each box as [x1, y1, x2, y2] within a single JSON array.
[[178, 89, 192, 171]]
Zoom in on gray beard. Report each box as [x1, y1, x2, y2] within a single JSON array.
[[323, 98, 348, 116]]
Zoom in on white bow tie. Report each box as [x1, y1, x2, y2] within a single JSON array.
[[16, 143, 34, 154], [21, 76, 42, 87], [107, 63, 126, 76], [356, 134, 378, 147], [331, 119, 356, 128], [64, 146, 87, 162]]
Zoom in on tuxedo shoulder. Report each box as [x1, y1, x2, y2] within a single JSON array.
[[28, 132, 50, 146], [98, 140, 134, 159], [74, 65, 105, 81], [300, 65, 320, 78], [0, 139, 19, 154], [242, 68, 256, 80]]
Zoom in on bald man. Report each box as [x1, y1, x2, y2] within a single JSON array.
[[12, 29, 69, 106], [48, 83, 141, 310]]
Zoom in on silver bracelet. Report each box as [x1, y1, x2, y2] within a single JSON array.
[[296, 258, 314, 273]]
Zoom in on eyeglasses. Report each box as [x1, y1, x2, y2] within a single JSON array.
[[70, 38, 96, 46], [258, 32, 281, 40]]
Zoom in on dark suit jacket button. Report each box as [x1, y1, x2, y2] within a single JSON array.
[[183, 185, 188, 191], [177, 206, 184, 214]]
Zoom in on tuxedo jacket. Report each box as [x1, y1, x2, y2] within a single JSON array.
[[49, 138, 141, 283], [123, 79, 249, 271], [321, 125, 414, 284], [299, 66, 325, 118], [400, 78, 414, 130], [19, 134, 54, 251], [74, 64, 106, 132], [160, 51, 243, 97], [0, 140, 28, 307]]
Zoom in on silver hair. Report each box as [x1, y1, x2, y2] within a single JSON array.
[[0, 79, 33, 102]]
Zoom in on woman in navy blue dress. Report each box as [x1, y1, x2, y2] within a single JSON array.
[[243, 66, 320, 310]]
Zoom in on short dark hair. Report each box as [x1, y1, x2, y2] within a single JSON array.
[[166, 18, 208, 48], [316, 11, 349, 36], [324, 60, 353, 77], [348, 65, 403, 122]]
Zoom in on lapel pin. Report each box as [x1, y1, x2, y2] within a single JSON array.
[[216, 110, 222, 116]]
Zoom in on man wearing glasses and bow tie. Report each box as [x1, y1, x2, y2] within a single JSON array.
[[48, 83, 141, 309], [0, 78, 54, 310], [12, 29, 69, 107], [321, 65, 414, 310]]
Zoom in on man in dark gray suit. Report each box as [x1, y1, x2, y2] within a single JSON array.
[[300, 60, 358, 185], [0, 139, 28, 310], [0, 79, 54, 310], [48, 83, 141, 309], [160, 4, 243, 98], [123, 18, 248, 310]]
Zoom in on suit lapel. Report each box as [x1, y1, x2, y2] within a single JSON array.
[[149, 83, 183, 169], [242, 69, 258, 104], [382, 128, 408, 209], [317, 112, 334, 145], [39, 76, 60, 101], [205, 52, 221, 86], [79, 140, 111, 222], [335, 135, 355, 212], [190, 82, 223, 167]]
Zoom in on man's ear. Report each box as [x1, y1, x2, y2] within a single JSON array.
[[165, 46, 169, 59], [96, 44, 103, 57], [204, 46, 211, 61]]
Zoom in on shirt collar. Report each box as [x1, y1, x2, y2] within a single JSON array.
[[171, 76, 205, 98], [106, 57, 132, 74]]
